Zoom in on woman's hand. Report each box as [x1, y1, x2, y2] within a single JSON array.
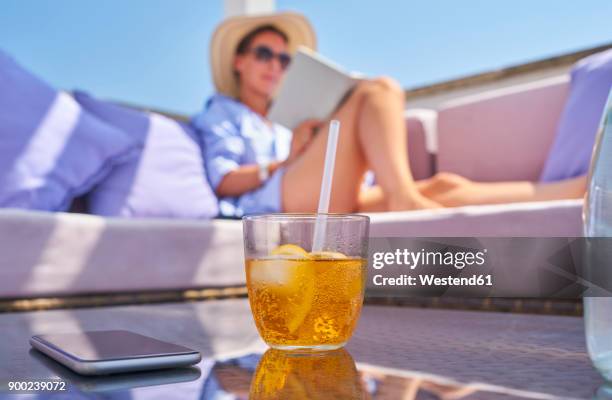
[[287, 119, 321, 163]]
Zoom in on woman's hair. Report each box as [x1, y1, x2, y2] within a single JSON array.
[[235, 24, 289, 56]]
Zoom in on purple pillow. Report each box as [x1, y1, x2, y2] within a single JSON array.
[[0, 50, 141, 211], [74, 92, 219, 219], [540, 49, 612, 182]]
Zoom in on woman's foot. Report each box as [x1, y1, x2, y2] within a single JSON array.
[[418, 172, 476, 207], [388, 190, 442, 211]]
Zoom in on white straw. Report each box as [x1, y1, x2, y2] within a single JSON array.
[[312, 120, 340, 253]]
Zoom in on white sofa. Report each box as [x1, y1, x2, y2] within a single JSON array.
[[0, 199, 581, 298], [0, 76, 585, 299]]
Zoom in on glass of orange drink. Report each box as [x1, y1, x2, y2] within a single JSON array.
[[242, 214, 369, 351]]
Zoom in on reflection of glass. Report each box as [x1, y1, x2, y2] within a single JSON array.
[[243, 214, 369, 351], [249, 348, 367, 399]]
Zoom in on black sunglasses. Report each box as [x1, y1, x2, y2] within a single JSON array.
[[248, 45, 292, 70]]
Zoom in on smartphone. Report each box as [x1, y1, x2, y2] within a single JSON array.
[[30, 330, 202, 376], [29, 349, 201, 392]]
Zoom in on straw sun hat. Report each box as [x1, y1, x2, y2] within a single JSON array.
[[210, 12, 317, 98]]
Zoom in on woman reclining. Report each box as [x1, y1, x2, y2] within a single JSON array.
[[193, 12, 592, 217]]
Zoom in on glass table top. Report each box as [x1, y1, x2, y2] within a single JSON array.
[[0, 299, 605, 399], [5, 347, 570, 399]]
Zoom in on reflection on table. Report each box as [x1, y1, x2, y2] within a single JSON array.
[[23, 346, 575, 399], [249, 349, 366, 399]]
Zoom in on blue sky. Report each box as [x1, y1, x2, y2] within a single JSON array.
[[1, 1, 611, 115]]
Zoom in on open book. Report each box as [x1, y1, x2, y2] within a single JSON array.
[[267, 47, 363, 130]]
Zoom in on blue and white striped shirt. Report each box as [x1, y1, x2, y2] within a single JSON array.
[[192, 94, 291, 217]]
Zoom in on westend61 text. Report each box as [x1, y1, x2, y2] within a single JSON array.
[[371, 248, 487, 270], [372, 274, 493, 287]]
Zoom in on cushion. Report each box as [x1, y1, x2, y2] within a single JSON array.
[[74, 92, 219, 219], [0, 50, 141, 211], [0, 200, 581, 297], [437, 77, 569, 182], [540, 49, 612, 182]]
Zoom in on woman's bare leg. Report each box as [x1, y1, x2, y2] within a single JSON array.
[[282, 85, 367, 213], [419, 173, 587, 207], [282, 77, 438, 213], [358, 179, 435, 212], [357, 186, 386, 212], [355, 78, 437, 210]]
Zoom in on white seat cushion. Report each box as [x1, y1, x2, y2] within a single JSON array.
[[0, 200, 583, 298]]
